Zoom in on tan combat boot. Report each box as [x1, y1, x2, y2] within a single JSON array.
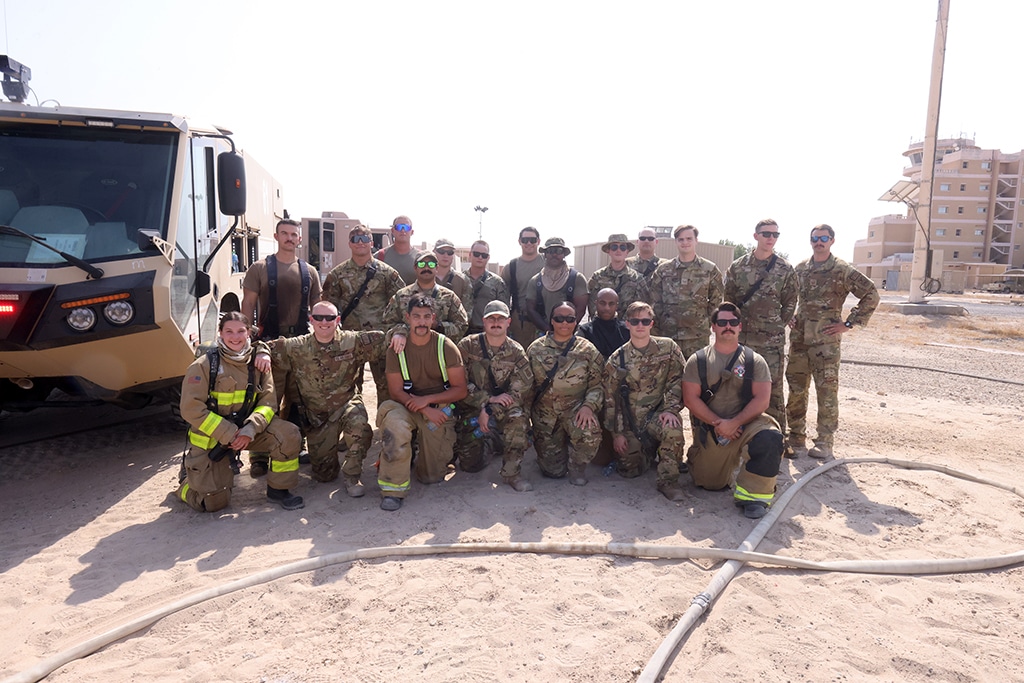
[[657, 481, 686, 502], [568, 463, 588, 487], [504, 475, 534, 492], [344, 475, 366, 498]]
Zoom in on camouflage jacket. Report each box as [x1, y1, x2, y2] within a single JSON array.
[[649, 256, 724, 342], [465, 269, 511, 329], [438, 269, 470, 304], [586, 264, 651, 317], [626, 254, 666, 281], [724, 252, 798, 347], [383, 282, 469, 342], [791, 254, 879, 347], [456, 334, 532, 413], [526, 334, 604, 414], [270, 330, 385, 420], [602, 336, 684, 434], [321, 258, 405, 332]]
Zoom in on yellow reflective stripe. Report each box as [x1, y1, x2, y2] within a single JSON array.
[[271, 457, 299, 473], [734, 485, 773, 503], [179, 483, 190, 502], [198, 412, 223, 436], [210, 390, 247, 405], [436, 335, 449, 384], [189, 430, 217, 449], [253, 405, 275, 423], [398, 349, 411, 381], [378, 478, 410, 493]]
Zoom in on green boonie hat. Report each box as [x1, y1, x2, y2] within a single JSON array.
[[482, 300, 511, 318], [602, 233, 635, 253], [434, 238, 455, 249], [539, 237, 570, 255]]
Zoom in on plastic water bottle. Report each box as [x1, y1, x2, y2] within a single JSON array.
[[427, 404, 454, 431], [602, 460, 618, 477], [463, 416, 485, 439]]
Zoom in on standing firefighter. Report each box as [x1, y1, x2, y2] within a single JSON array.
[[176, 312, 303, 512], [603, 301, 687, 501], [456, 301, 534, 491]]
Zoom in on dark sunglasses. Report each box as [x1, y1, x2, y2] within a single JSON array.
[[545, 248, 568, 256], [627, 318, 654, 326], [311, 313, 338, 322], [416, 260, 438, 269], [638, 236, 656, 242], [713, 319, 741, 327], [607, 244, 630, 251], [551, 315, 577, 324], [393, 223, 413, 232], [471, 251, 490, 259], [435, 249, 455, 256], [810, 235, 832, 243], [520, 237, 538, 244], [759, 231, 780, 239], [350, 234, 372, 244]]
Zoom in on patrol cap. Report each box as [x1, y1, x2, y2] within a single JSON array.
[[539, 237, 570, 255], [482, 300, 511, 318], [602, 233, 635, 253], [434, 238, 455, 249]]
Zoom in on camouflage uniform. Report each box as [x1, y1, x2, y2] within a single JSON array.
[[603, 337, 686, 488], [177, 344, 300, 512], [464, 270, 511, 334], [439, 269, 470, 304], [271, 330, 385, 483], [455, 334, 532, 478], [322, 257, 405, 404], [527, 334, 604, 477], [626, 254, 666, 282], [383, 283, 470, 343], [586, 264, 651, 317], [724, 252, 797, 434], [501, 256, 545, 348], [683, 346, 783, 507], [649, 256, 725, 361], [786, 254, 879, 448]]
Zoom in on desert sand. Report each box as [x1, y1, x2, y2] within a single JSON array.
[[1, 305, 1023, 682]]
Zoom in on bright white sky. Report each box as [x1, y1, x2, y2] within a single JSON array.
[[5, 1, 1022, 265]]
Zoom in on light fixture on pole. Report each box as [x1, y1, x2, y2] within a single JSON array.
[[474, 205, 488, 239]]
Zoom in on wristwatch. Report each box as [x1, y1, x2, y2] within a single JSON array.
[[843, 320, 854, 329]]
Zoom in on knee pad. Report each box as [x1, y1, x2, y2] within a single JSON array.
[[745, 429, 784, 477]]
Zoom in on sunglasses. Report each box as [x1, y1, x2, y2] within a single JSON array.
[[436, 249, 455, 256], [713, 319, 741, 327], [393, 223, 413, 232], [551, 315, 577, 324], [520, 237, 538, 244], [638, 236, 656, 242], [545, 248, 568, 256], [416, 260, 438, 269], [759, 231, 780, 239], [810, 235, 832, 243], [627, 318, 654, 326], [607, 244, 630, 251], [472, 251, 490, 259], [311, 313, 338, 322], [350, 234, 372, 244]]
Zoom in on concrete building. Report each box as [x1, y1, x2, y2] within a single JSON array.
[[856, 138, 1024, 289]]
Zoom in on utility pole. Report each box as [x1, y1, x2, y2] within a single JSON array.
[[909, 0, 950, 302], [474, 205, 488, 240]]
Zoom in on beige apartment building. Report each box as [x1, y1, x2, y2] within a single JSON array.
[[855, 138, 1024, 289]]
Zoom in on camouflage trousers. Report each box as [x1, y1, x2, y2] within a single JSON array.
[[750, 343, 787, 436], [689, 415, 782, 506], [304, 397, 373, 483], [177, 419, 301, 513], [531, 399, 601, 478], [674, 337, 709, 366], [455, 403, 530, 479], [785, 341, 841, 446], [376, 400, 457, 498], [615, 413, 686, 488], [355, 358, 391, 408], [509, 313, 539, 352]]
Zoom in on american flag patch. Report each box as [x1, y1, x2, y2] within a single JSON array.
[[187, 375, 203, 384]]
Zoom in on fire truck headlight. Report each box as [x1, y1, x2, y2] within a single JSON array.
[[103, 300, 135, 325], [66, 307, 97, 331]]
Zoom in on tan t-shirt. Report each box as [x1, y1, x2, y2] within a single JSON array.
[[682, 345, 770, 419], [386, 331, 463, 396], [242, 257, 321, 330]]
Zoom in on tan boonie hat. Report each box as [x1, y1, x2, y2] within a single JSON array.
[[539, 237, 570, 255], [434, 238, 455, 249], [482, 300, 511, 318], [602, 233, 635, 253]]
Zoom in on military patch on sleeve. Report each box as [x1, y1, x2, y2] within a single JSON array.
[[187, 375, 203, 384]]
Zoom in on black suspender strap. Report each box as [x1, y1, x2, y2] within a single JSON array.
[[532, 336, 576, 408], [738, 254, 778, 309], [339, 262, 378, 323]]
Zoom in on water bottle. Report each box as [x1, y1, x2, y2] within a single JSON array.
[[716, 435, 731, 446], [427, 404, 454, 431], [602, 460, 618, 477], [462, 416, 485, 439]]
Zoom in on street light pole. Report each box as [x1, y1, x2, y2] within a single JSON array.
[[474, 205, 488, 240]]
